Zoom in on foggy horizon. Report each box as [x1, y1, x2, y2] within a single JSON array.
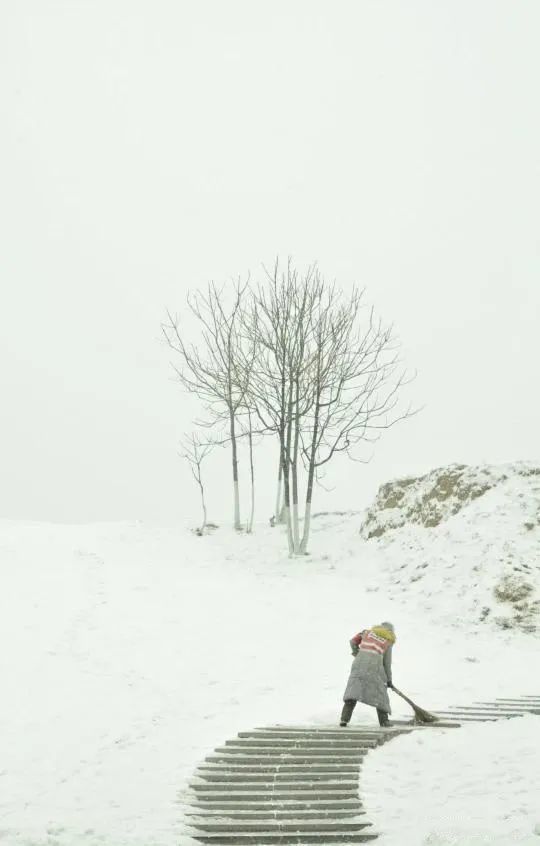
[[2, 1, 539, 526]]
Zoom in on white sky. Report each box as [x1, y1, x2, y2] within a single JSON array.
[[1, 1, 539, 524]]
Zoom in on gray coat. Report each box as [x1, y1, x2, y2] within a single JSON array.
[[343, 642, 393, 713]]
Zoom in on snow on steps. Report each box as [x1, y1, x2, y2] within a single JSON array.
[[183, 725, 403, 843], [184, 697, 540, 844]]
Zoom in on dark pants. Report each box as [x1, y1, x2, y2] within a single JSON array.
[[341, 698, 389, 726]]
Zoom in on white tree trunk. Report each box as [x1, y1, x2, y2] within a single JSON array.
[[201, 496, 208, 534], [196, 465, 208, 535], [292, 500, 300, 552], [230, 408, 242, 531], [244, 413, 255, 533], [248, 478, 255, 533], [275, 475, 282, 523], [300, 500, 312, 554], [233, 479, 241, 530], [284, 505, 295, 556]]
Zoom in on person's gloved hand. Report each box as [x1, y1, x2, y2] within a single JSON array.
[[387, 681, 393, 688]]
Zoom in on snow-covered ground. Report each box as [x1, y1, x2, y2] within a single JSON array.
[[1, 463, 539, 845], [364, 715, 540, 846]]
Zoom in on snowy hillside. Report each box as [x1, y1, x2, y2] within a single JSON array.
[[1, 463, 539, 846], [360, 461, 540, 632]]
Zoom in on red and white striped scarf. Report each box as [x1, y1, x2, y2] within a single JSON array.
[[358, 629, 392, 656]]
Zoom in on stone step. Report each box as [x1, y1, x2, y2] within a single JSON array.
[[192, 780, 358, 791], [189, 820, 372, 833], [473, 700, 539, 711], [257, 724, 389, 730], [192, 834, 378, 844], [206, 755, 366, 766], [236, 733, 381, 743], [437, 708, 534, 717], [214, 747, 369, 758], [431, 713, 497, 721], [186, 809, 366, 820], [388, 719, 461, 729], [196, 772, 359, 782], [504, 695, 540, 700], [444, 714, 537, 721], [255, 726, 406, 737], [452, 703, 540, 711], [238, 730, 385, 739], [197, 764, 360, 775], [448, 706, 540, 714], [218, 750, 370, 758], [493, 698, 540, 704], [433, 717, 499, 724], [195, 767, 360, 784], [192, 790, 359, 803], [186, 800, 363, 812], [189, 776, 358, 793], [217, 744, 371, 754], [227, 738, 378, 749]]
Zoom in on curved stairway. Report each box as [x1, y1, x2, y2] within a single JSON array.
[[184, 696, 540, 844], [426, 695, 540, 723]]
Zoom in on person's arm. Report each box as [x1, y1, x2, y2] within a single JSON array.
[[383, 644, 393, 686], [350, 630, 366, 656]]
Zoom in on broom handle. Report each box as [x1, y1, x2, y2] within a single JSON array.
[[390, 685, 417, 709]]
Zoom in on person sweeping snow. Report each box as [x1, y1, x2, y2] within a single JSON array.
[[340, 621, 396, 727]]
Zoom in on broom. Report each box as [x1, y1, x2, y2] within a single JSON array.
[[390, 685, 439, 723]]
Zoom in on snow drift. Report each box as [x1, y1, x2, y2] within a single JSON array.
[[360, 461, 540, 632]]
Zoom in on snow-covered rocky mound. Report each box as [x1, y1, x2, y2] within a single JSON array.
[[361, 461, 540, 536], [359, 462, 540, 632]]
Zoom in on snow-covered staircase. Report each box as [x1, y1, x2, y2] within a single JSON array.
[[432, 695, 540, 723], [184, 697, 540, 844], [184, 724, 417, 844]]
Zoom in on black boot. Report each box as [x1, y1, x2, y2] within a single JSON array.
[[340, 699, 356, 726], [377, 707, 391, 727]]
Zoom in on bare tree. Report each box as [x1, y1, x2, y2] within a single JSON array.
[[242, 260, 414, 556], [240, 264, 293, 545], [242, 260, 320, 554], [165, 259, 414, 556], [163, 280, 250, 531], [180, 433, 214, 535], [298, 286, 412, 553], [242, 407, 256, 534], [273, 450, 283, 525]]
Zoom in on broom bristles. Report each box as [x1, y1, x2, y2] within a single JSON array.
[[412, 704, 439, 723], [391, 685, 439, 723]]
